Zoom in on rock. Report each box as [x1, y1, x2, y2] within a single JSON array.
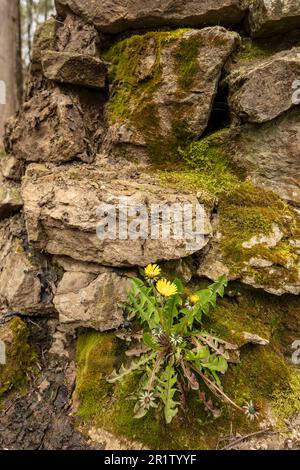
[[41, 51, 107, 89], [54, 270, 130, 331], [21, 163, 212, 267], [249, 0, 300, 38], [56, 13, 101, 56], [31, 19, 57, 71], [197, 184, 300, 296], [243, 332, 270, 346], [0, 176, 22, 219], [55, 0, 248, 34], [229, 108, 300, 205], [1, 155, 24, 181], [4, 86, 105, 164], [48, 331, 69, 358], [242, 224, 283, 249], [103, 27, 238, 163], [228, 48, 300, 123], [0, 216, 55, 314]]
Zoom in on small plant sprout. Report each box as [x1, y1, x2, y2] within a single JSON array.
[[108, 264, 259, 424]]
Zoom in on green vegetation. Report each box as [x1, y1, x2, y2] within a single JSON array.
[[107, 269, 244, 424], [236, 41, 272, 61], [174, 35, 202, 90], [74, 280, 300, 449], [104, 29, 205, 163], [219, 183, 300, 286], [0, 317, 37, 400]]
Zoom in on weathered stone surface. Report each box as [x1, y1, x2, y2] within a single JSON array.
[[4, 86, 105, 164], [56, 13, 101, 56], [103, 27, 238, 163], [55, 0, 248, 34], [249, 0, 300, 38], [42, 51, 107, 89], [0, 217, 55, 314], [228, 48, 300, 123], [21, 163, 212, 267], [197, 185, 300, 296], [0, 176, 22, 219], [1, 155, 24, 181], [229, 108, 300, 204], [54, 270, 131, 330], [27, 13, 102, 100]]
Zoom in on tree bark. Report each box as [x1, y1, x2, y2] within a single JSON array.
[[0, 0, 23, 146]]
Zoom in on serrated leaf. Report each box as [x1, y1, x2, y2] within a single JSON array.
[[126, 278, 159, 329], [107, 352, 157, 383], [157, 361, 179, 424], [180, 360, 199, 390]]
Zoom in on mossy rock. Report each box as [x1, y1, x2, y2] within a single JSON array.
[[0, 317, 37, 400], [74, 288, 299, 449], [104, 28, 238, 164]]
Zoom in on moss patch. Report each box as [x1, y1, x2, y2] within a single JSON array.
[[0, 317, 37, 400], [219, 183, 300, 286], [104, 29, 206, 164], [236, 43, 270, 62], [156, 129, 243, 201]]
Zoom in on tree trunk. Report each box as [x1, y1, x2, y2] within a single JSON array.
[[0, 0, 23, 146]]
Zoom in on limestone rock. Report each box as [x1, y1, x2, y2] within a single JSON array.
[[103, 27, 238, 163], [54, 270, 131, 331], [197, 185, 300, 296], [21, 163, 212, 267], [1, 155, 24, 181], [0, 176, 23, 219], [228, 49, 300, 123], [55, 0, 248, 34], [249, 0, 300, 38], [4, 86, 105, 164], [56, 13, 101, 56], [229, 108, 300, 205], [0, 217, 55, 314], [41, 51, 107, 89]]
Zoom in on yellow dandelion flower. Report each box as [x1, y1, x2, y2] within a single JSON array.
[[144, 264, 161, 279], [156, 279, 178, 297], [189, 294, 200, 305]]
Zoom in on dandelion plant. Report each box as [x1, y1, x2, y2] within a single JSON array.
[[108, 265, 259, 424]]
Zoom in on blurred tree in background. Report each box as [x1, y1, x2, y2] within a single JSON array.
[[0, 0, 54, 145]]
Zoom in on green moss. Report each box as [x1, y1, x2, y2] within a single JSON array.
[[218, 182, 300, 286], [157, 129, 243, 197], [74, 330, 120, 421], [236, 42, 272, 61], [271, 370, 300, 425], [75, 305, 299, 450], [174, 35, 202, 90], [104, 29, 207, 164], [75, 330, 261, 449], [0, 318, 37, 400]]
